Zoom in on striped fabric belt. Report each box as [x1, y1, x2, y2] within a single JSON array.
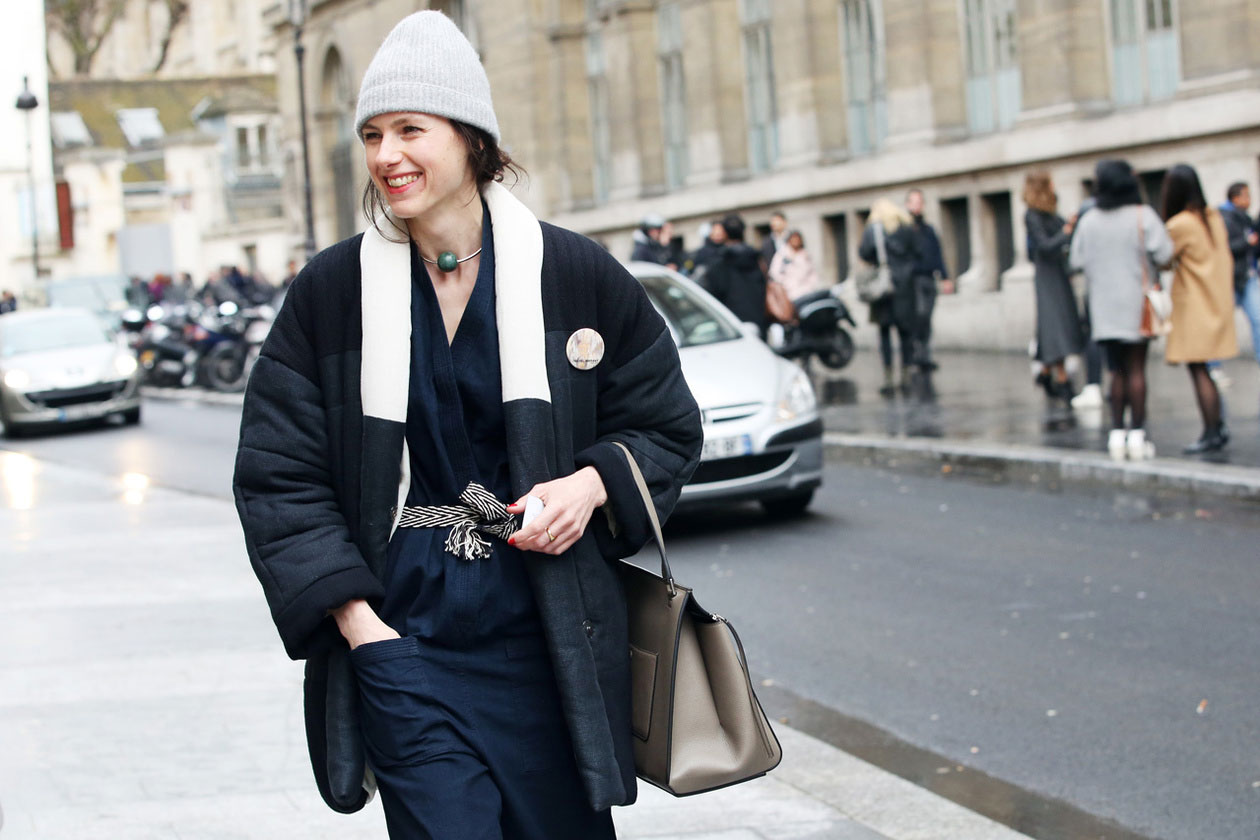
[[397, 482, 518, 562]]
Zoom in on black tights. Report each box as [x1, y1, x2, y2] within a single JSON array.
[[1104, 341, 1148, 430], [1187, 362, 1223, 432], [879, 324, 915, 370]]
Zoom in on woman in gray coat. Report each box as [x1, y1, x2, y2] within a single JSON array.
[[1070, 160, 1174, 460], [1024, 172, 1084, 402]]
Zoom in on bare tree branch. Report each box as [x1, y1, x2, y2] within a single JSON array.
[[45, 0, 129, 76], [150, 0, 190, 74]]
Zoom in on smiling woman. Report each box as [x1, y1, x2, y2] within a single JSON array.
[[232, 9, 703, 840]]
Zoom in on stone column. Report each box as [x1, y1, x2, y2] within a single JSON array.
[[600, 5, 665, 200], [769, 0, 822, 169], [1179, 0, 1257, 80], [883, 0, 967, 146], [682, 0, 750, 185]]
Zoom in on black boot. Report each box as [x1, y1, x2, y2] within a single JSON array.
[[1183, 424, 1229, 454]]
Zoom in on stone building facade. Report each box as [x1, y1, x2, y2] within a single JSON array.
[[284, 0, 1259, 350]]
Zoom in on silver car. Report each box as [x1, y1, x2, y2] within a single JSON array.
[[630, 263, 824, 517], [0, 308, 142, 438]]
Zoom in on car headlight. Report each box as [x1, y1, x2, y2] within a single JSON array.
[[3, 368, 31, 390], [114, 354, 138, 378], [776, 368, 817, 422]]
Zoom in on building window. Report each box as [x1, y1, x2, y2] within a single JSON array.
[[586, 31, 612, 204], [1110, 0, 1178, 105], [116, 108, 166, 146], [232, 122, 275, 175], [840, 0, 887, 155], [962, 0, 1021, 134], [740, 0, 778, 174], [658, 2, 688, 190]]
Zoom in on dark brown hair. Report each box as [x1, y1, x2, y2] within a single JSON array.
[[361, 119, 526, 241], [1160, 163, 1213, 243], [1022, 171, 1057, 214]]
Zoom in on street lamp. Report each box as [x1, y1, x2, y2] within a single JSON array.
[[15, 76, 39, 284], [288, 0, 317, 263]]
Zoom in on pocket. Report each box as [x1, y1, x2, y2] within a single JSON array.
[[348, 634, 418, 666]]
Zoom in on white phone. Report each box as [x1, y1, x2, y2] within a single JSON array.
[[522, 495, 544, 527]]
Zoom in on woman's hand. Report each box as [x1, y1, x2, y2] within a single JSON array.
[[331, 599, 400, 650], [507, 466, 607, 555]]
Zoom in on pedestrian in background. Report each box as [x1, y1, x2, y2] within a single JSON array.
[[631, 213, 670, 264], [689, 219, 726, 280], [1069, 194, 1107, 410], [905, 189, 950, 370], [233, 11, 702, 838], [1221, 182, 1260, 367], [705, 213, 769, 335], [768, 229, 821, 303], [1070, 159, 1174, 460], [1161, 164, 1237, 453], [860, 199, 922, 395], [1023, 172, 1084, 404], [0, 290, 16, 314], [760, 209, 788, 268]]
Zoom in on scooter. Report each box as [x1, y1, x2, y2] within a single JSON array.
[[193, 301, 274, 392], [136, 305, 200, 387], [772, 288, 857, 370]]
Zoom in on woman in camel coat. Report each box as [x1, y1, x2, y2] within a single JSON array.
[[1161, 164, 1238, 453]]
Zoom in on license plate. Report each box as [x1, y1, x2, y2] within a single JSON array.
[[701, 434, 752, 461]]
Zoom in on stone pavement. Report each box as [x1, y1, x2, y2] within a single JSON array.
[[0, 453, 1032, 840], [814, 351, 1260, 500]]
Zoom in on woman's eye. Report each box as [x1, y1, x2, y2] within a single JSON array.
[[402, 125, 422, 135], [363, 132, 380, 142]]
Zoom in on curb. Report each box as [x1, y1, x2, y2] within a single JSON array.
[[823, 432, 1260, 503], [140, 385, 245, 407]]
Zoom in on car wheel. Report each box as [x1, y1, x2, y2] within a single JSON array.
[[761, 490, 814, 518], [122, 406, 141, 425]]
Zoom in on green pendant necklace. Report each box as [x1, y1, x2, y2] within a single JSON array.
[[423, 248, 483, 273]]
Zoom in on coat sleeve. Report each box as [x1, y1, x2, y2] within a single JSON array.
[[233, 272, 384, 660], [572, 260, 704, 560], [858, 226, 878, 265], [1027, 211, 1071, 260], [1069, 214, 1089, 273]]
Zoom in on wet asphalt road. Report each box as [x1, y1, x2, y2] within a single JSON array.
[[6, 398, 1259, 840]]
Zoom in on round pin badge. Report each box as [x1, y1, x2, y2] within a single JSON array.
[[566, 328, 605, 371]]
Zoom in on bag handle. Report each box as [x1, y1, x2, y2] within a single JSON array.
[[611, 441, 677, 598], [1137, 207, 1153, 293], [874, 222, 888, 268]]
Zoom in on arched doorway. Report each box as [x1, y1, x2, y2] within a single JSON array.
[[319, 47, 357, 241]]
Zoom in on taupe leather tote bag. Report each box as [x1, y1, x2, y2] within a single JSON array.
[[612, 442, 783, 796]]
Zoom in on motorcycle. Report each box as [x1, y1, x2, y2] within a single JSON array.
[[136, 304, 200, 388], [190, 300, 274, 392], [772, 287, 857, 370]]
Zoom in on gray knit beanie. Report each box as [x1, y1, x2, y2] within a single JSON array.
[[354, 11, 499, 143]]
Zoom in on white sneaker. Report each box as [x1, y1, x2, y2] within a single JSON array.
[[1126, 428, 1155, 460], [1108, 429, 1128, 460], [1072, 383, 1103, 409], [1209, 367, 1232, 389], [766, 323, 786, 348]]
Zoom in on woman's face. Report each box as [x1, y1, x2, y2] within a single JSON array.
[[361, 112, 474, 223], [787, 233, 803, 250]]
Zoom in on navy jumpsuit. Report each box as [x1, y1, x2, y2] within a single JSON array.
[[347, 215, 618, 839]]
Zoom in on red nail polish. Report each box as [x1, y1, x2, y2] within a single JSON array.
[[508, 537, 516, 546]]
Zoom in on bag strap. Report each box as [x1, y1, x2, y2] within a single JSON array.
[[1137, 207, 1153, 293], [874, 222, 888, 268], [611, 441, 677, 598]]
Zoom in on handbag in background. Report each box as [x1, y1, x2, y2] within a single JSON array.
[[765, 280, 796, 323], [855, 222, 894, 303], [611, 442, 783, 796]]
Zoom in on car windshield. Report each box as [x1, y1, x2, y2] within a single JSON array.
[[638, 273, 741, 348], [0, 313, 111, 358]]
